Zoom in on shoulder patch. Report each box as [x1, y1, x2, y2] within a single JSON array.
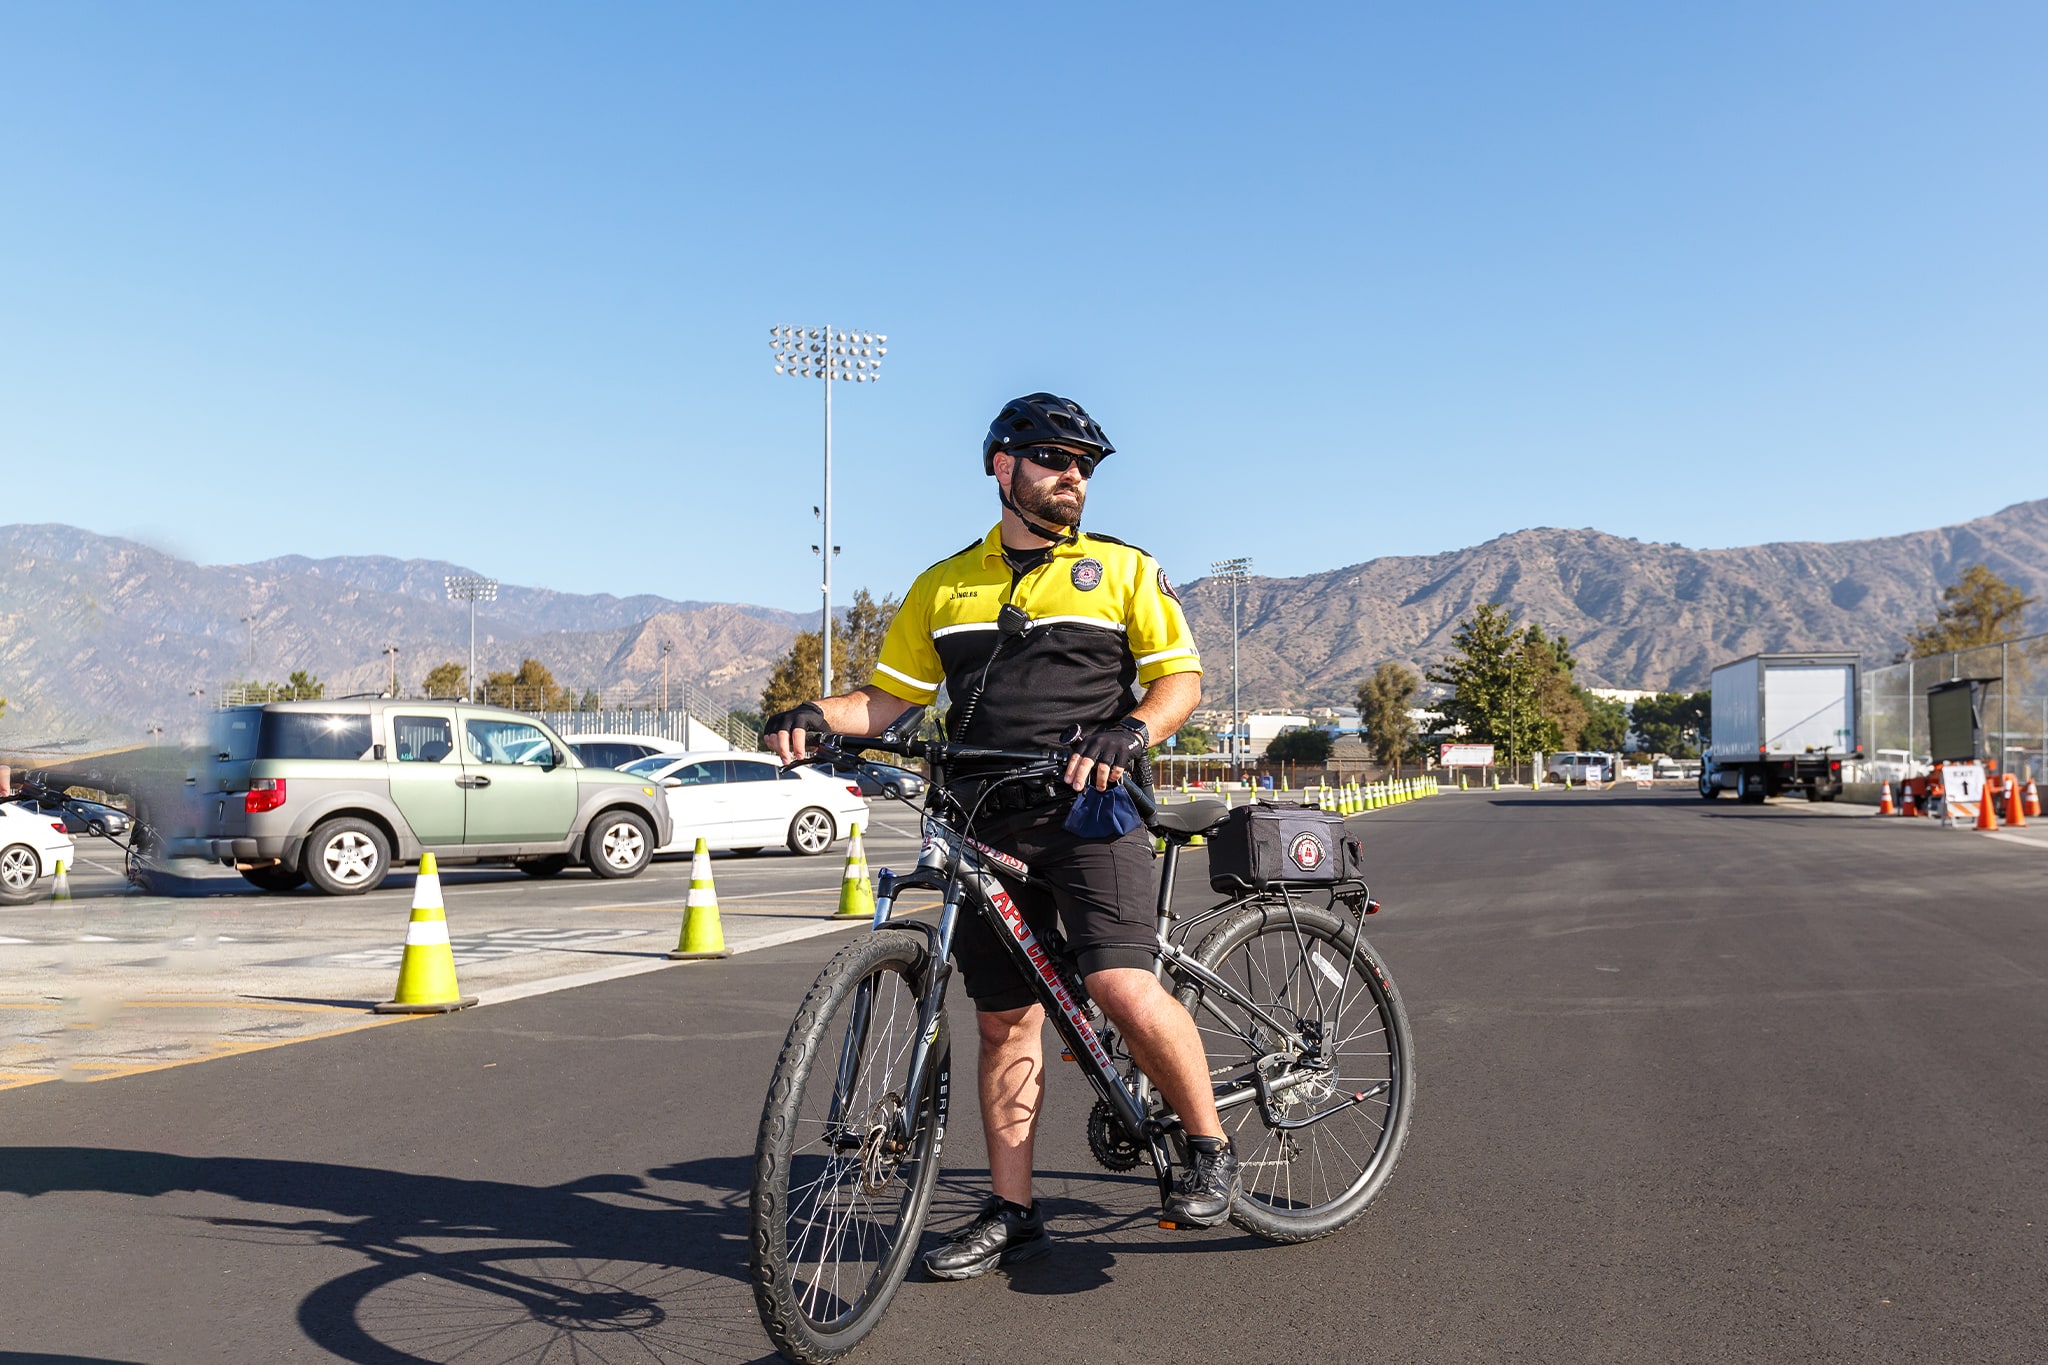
[[1157, 566, 1180, 603]]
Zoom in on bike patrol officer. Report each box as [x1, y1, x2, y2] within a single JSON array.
[[763, 392, 1240, 1279]]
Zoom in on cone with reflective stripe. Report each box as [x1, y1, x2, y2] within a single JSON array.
[[1900, 784, 1917, 817], [375, 853, 476, 1013], [668, 837, 731, 959], [835, 823, 876, 918], [50, 858, 71, 902], [1877, 781, 1894, 816], [2003, 774, 2026, 828], [2025, 778, 2041, 819]]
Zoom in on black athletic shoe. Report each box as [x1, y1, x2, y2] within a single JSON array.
[[1163, 1138, 1241, 1228], [922, 1197, 1051, 1280]]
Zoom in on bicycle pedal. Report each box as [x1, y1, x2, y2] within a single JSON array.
[[1060, 1049, 1075, 1062]]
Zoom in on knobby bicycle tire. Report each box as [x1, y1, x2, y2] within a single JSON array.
[[750, 930, 949, 1363], [1175, 899, 1414, 1243]]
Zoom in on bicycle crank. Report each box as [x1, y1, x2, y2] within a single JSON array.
[[1086, 1098, 1143, 1171]]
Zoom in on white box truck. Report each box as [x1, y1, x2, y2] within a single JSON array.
[[1699, 652, 1861, 803]]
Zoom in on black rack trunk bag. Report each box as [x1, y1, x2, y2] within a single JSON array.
[[1206, 802, 1365, 892]]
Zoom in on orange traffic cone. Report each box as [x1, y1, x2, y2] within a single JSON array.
[[2025, 778, 2041, 819], [2003, 775, 2026, 829], [1975, 786, 1998, 831], [1900, 784, 1918, 817], [1877, 781, 1895, 816]]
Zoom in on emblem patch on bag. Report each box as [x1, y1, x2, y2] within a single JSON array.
[[1071, 557, 1105, 591], [1288, 831, 1326, 871]]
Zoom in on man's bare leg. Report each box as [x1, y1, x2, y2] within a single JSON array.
[[976, 1002, 1046, 1206], [1084, 967, 1222, 1137]]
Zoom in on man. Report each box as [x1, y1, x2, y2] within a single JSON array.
[[762, 392, 1239, 1280]]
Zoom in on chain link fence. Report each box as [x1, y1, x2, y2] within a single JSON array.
[[1861, 630, 2048, 780]]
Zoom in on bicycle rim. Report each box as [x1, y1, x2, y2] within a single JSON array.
[[751, 932, 947, 1363], [1180, 901, 1413, 1242]]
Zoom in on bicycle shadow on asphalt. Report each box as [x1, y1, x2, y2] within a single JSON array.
[[1, 1146, 776, 1365]]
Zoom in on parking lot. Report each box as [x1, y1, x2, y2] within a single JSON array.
[[2, 809, 930, 1088], [5, 787, 2047, 1362]]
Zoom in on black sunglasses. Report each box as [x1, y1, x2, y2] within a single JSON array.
[[1015, 446, 1099, 478]]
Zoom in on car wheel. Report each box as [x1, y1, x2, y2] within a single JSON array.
[[240, 863, 307, 893], [517, 855, 571, 878], [881, 784, 902, 799], [302, 818, 392, 896], [587, 810, 654, 879], [1697, 769, 1720, 800], [0, 844, 40, 904], [787, 807, 835, 856], [87, 820, 109, 838]]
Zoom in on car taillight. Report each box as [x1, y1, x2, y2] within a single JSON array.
[[246, 778, 287, 813], [51, 822, 68, 835], [846, 785, 864, 797], [1831, 760, 1841, 771]]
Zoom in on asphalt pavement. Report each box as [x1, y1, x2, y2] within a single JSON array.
[[2, 789, 2045, 1363]]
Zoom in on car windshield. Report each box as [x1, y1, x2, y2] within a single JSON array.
[[620, 756, 673, 776]]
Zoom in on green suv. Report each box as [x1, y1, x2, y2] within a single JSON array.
[[183, 700, 674, 895]]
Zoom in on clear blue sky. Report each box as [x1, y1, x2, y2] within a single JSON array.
[[3, 2, 2043, 612]]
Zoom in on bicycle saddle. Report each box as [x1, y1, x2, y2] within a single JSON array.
[[1148, 800, 1230, 838]]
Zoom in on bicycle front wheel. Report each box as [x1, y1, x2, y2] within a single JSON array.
[[751, 929, 948, 1364], [1177, 900, 1414, 1243]]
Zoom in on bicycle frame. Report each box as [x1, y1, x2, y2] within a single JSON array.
[[833, 802, 1387, 1206]]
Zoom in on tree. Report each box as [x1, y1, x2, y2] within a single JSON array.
[[1629, 691, 1711, 758], [1578, 690, 1630, 752], [283, 670, 324, 700], [1425, 606, 1584, 768], [1171, 723, 1215, 755], [1905, 564, 2036, 658], [423, 662, 466, 699], [760, 589, 901, 717], [1357, 661, 1421, 774], [1265, 727, 1334, 765], [481, 659, 574, 710]]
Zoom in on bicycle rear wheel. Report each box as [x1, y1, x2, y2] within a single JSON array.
[[751, 930, 949, 1363], [1176, 900, 1413, 1243]]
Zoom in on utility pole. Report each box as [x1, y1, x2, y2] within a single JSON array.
[[384, 645, 401, 697], [240, 615, 257, 674], [660, 640, 674, 713], [770, 325, 888, 696]]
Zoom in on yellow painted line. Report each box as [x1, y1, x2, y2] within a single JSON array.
[[0, 1013, 418, 1090], [0, 1002, 62, 1011]]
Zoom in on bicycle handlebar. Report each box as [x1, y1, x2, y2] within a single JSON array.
[[796, 732, 1158, 825]]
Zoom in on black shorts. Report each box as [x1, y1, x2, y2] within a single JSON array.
[[950, 807, 1159, 1013]]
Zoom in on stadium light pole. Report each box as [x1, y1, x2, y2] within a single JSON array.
[[444, 576, 498, 702], [769, 325, 888, 696], [1210, 557, 1254, 775]]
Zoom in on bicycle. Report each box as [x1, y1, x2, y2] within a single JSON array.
[[749, 731, 1415, 1363]]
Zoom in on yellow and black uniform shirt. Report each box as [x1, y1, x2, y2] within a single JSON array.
[[870, 525, 1202, 753]]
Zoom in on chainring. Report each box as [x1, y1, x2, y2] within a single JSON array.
[[1086, 1098, 1143, 1172]]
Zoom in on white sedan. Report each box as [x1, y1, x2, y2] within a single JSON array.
[[621, 751, 872, 856], [1, 800, 80, 904]]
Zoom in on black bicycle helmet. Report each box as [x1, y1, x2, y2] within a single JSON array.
[[982, 392, 1115, 474]]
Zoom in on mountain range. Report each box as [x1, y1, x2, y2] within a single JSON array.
[[2, 499, 2045, 743]]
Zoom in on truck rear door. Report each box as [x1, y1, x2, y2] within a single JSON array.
[[1763, 666, 1855, 753]]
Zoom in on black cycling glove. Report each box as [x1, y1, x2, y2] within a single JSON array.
[[762, 701, 829, 749], [1068, 723, 1147, 773]]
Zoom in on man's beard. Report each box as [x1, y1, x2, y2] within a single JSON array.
[[1012, 476, 1086, 528]]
